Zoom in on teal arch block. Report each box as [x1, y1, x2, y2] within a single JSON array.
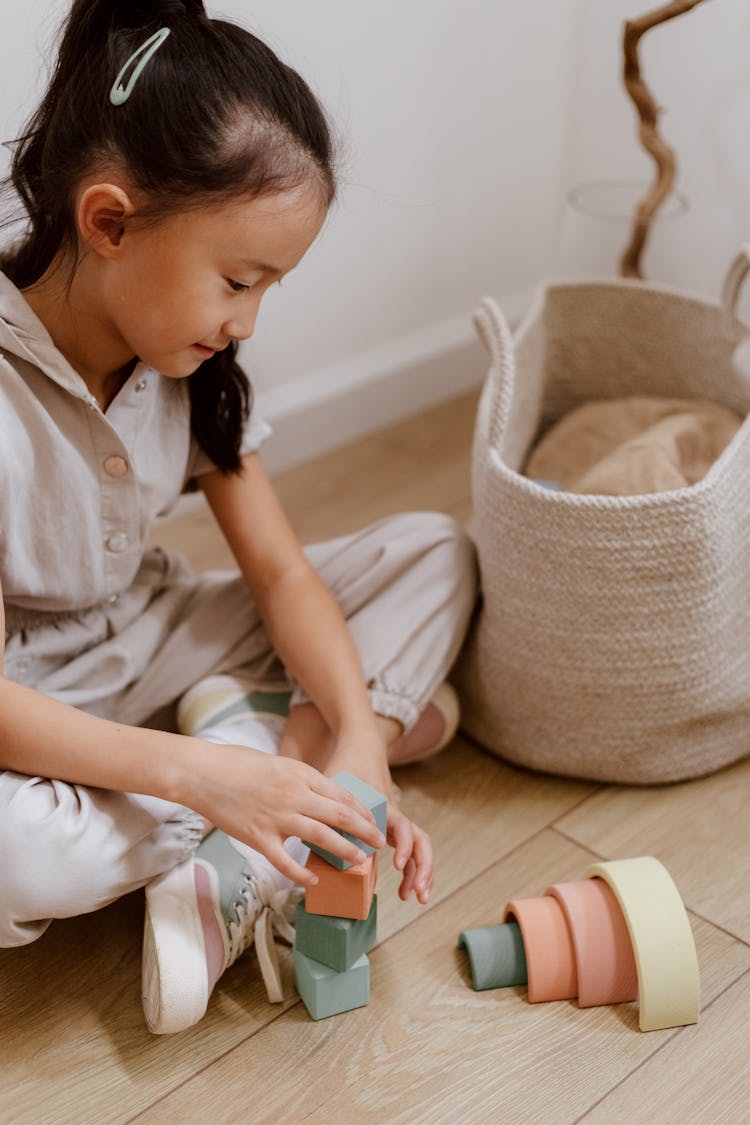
[[458, 922, 528, 991], [303, 771, 387, 870], [294, 949, 370, 1020], [295, 895, 377, 972]]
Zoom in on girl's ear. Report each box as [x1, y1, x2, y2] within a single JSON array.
[[76, 182, 136, 259]]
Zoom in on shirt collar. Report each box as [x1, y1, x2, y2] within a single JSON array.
[[0, 271, 131, 401]]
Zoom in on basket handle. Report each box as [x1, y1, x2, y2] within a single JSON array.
[[472, 297, 515, 449], [720, 244, 750, 340]]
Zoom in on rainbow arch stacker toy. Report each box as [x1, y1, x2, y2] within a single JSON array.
[[294, 772, 386, 1020], [458, 856, 700, 1032]]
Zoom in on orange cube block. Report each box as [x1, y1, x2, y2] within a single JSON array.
[[305, 851, 377, 920]]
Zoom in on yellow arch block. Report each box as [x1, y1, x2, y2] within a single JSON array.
[[586, 857, 700, 1032]]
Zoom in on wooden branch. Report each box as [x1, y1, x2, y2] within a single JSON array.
[[619, 0, 709, 279]]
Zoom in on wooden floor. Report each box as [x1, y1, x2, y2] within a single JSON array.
[[2, 390, 749, 1124]]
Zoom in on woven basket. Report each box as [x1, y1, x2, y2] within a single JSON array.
[[454, 249, 750, 784]]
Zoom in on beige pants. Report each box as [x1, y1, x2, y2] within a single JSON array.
[[0, 512, 477, 946]]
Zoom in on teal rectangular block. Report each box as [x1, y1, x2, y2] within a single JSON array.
[[303, 771, 387, 870], [294, 949, 370, 1020], [295, 895, 377, 972]]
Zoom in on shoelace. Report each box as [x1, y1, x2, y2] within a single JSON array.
[[228, 843, 302, 1004]]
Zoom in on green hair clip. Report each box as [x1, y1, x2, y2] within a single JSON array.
[[109, 27, 171, 106]]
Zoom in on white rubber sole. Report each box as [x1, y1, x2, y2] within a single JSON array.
[[142, 859, 210, 1035]]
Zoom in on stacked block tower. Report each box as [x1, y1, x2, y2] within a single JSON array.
[[294, 772, 387, 1020]]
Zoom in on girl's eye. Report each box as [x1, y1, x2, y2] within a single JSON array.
[[226, 278, 250, 293]]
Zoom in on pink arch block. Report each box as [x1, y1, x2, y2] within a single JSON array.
[[545, 879, 638, 1007]]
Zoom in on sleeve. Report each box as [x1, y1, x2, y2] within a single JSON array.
[[186, 409, 273, 481]]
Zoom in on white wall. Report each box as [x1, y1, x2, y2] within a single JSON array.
[[224, 0, 586, 468], [0, 0, 583, 470], [556, 0, 750, 297], [4, 2, 748, 474]]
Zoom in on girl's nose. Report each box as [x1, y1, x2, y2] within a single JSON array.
[[222, 302, 259, 342]]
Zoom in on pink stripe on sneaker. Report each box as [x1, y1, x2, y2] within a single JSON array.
[[195, 862, 226, 992]]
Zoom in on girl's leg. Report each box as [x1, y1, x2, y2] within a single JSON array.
[[142, 513, 474, 1032], [141, 716, 308, 1035], [293, 511, 477, 749], [278, 700, 401, 771], [180, 513, 476, 767], [0, 770, 202, 948], [278, 688, 458, 768]]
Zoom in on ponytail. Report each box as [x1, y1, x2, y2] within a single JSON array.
[[1, 0, 336, 473]]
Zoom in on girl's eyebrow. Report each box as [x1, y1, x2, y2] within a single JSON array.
[[241, 258, 278, 272]]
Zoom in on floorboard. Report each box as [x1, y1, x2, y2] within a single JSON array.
[[2, 389, 745, 1125]]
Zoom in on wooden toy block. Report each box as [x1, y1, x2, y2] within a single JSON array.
[[458, 922, 527, 991], [305, 851, 377, 920], [545, 879, 638, 1007], [585, 857, 700, 1031], [294, 949, 370, 1020], [303, 771, 387, 870], [502, 895, 577, 1003], [458, 855, 700, 1035], [295, 895, 377, 973]]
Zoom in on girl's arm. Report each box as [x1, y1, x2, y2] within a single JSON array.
[[200, 452, 381, 746], [199, 453, 434, 903], [0, 578, 382, 883]]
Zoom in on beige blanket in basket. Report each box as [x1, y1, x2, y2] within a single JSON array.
[[525, 396, 743, 495]]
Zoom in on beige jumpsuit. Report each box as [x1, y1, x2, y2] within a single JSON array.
[[0, 273, 477, 946]]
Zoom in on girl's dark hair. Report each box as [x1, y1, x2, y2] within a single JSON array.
[[0, 0, 336, 472]]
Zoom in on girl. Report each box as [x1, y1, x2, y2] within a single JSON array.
[[0, 0, 477, 1033]]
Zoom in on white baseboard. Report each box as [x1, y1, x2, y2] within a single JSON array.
[[158, 289, 530, 523], [256, 309, 479, 475], [256, 289, 531, 474]]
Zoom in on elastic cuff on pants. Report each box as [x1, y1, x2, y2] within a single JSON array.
[[174, 809, 205, 862], [289, 685, 421, 732], [368, 688, 421, 731]]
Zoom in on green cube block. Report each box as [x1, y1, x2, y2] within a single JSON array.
[[295, 895, 377, 972], [294, 949, 370, 1020], [303, 771, 387, 870]]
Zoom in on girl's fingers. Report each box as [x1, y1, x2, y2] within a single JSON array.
[[386, 813, 433, 902], [389, 810, 414, 873], [412, 828, 434, 903], [295, 817, 371, 867], [310, 771, 375, 821], [263, 843, 316, 887], [398, 857, 418, 901], [305, 785, 385, 852]]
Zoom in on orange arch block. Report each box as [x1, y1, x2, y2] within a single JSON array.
[[502, 895, 577, 1002]]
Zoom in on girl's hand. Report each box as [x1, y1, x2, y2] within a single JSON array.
[[388, 801, 434, 905], [325, 736, 435, 905], [182, 740, 386, 886]]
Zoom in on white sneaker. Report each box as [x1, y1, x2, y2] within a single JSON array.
[[142, 829, 300, 1034]]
